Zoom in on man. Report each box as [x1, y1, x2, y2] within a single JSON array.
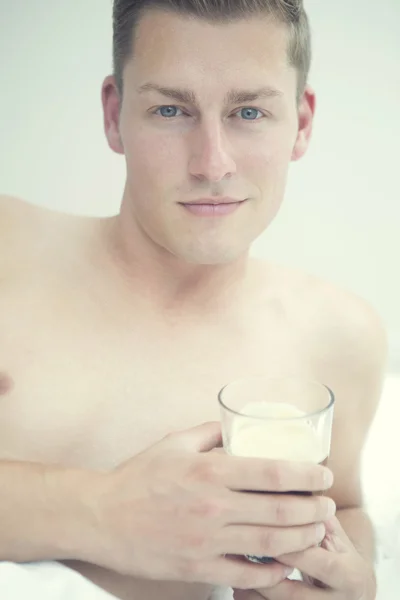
[[0, 1, 387, 599]]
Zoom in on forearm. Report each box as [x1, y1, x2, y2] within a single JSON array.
[[0, 460, 102, 563], [336, 507, 376, 564]]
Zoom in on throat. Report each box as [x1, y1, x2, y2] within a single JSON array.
[[99, 216, 253, 317]]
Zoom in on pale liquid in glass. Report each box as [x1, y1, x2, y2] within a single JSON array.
[[228, 402, 328, 564]]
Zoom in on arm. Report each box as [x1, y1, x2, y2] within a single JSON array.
[[0, 196, 101, 563], [321, 294, 388, 571], [0, 196, 100, 562], [336, 506, 375, 563], [0, 461, 100, 562]]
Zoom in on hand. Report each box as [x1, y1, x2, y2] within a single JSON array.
[[85, 422, 334, 588], [234, 516, 376, 600]]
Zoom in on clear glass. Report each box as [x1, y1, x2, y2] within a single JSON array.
[[218, 376, 335, 564]]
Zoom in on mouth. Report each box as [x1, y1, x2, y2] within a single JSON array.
[[179, 199, 247, 217]]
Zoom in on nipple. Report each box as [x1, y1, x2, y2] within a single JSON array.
[[0, 373, 14, 395]]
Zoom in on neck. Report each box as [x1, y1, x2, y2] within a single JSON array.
[[100, 209, 252, 317]]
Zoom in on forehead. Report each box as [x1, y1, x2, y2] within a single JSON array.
[[124, 10, 296, 98]]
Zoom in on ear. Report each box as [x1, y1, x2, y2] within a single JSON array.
[[291, 86, 316, 162], [102, 75, 124, 155]]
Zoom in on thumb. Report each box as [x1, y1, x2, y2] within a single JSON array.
[[323, 516, 352, 553], [166, 421, 223, 453]]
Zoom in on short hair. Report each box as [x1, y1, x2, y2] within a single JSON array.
[[112, 0, 311, 101]]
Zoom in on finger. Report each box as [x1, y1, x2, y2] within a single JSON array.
[[226, 490, 336, 526], [323, 516, 353, 551], [275, 545, 347, 589], [299, 570, 329, 590], [220, 456, 333, 494], [258, 579, 334, 599], [218, 523, 326, 557], [321, 531, 348, 554], [166, 422, 223, 452], [204, 556, 293, 589]]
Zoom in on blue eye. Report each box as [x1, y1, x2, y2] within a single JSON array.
[[156, 106, 183, 118], [238, 108, 263, 120]]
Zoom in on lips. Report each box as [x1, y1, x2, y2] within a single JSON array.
[[185, 197, 243, 205], [180, 200, 246, 216]]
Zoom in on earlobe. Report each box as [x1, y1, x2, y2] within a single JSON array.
[[291, 132, 308, 162], [102, 75, 125, 155], [291, 86, 316, 163]]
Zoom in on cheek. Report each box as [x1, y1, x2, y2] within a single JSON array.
[[241, 146, 285, 185], [125, 126, 183, 184], [242, 127, 295, 180]]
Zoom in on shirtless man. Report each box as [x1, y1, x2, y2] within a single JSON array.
[[0, 1, 386, 599]]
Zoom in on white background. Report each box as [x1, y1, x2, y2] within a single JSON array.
[[0, 0, 399, 366]]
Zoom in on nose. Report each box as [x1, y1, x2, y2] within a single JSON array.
[[188, 122, 237, 183]]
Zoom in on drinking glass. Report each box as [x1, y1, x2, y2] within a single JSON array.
[[218, 376, 335, 564]]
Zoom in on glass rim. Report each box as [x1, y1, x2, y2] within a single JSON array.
[[217, 376, 335, 421]]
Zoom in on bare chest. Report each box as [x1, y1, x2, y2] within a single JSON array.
[[0, 291, 311, 470], [0, 278, 317, 600]]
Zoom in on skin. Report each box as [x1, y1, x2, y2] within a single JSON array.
[[102, 10, 312, 277], [0, 9, 387, 600]]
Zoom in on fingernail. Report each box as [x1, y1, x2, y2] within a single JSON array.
[[284, 567, 294, 578], [315, 523, 326, 542], [326, 498, 336, 518], [324, 517, 337, 533], [323, 468, 334, 488]]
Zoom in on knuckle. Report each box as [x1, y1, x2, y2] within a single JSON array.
[[187, 457, 220, 484], [257, 528, 274, 555], [189, 495, 225, 520], [264, 461, 285, 491], [273, 498, 289, 525], [183, 531, 209, 554]]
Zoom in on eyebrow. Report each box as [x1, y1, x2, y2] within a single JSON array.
[[137, 83, 283, 105]]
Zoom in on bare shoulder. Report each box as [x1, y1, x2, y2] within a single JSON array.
[[302, 273, 388, 371], [0, 195, 43, 275], [255, 259, 388, 373], [0, 193, 48, 243], [0, 193, 40, 234], [0, 194, 92, 279]]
